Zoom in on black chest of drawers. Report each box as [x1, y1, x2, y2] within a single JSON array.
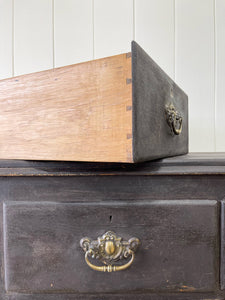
[[1, 153, 225, 300]]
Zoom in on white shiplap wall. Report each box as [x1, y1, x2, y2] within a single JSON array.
[[0, 0, 224, 152]]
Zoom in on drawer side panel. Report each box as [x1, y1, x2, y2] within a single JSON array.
[[0, 54, 132, 163]]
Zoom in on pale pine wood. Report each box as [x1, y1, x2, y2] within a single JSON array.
[[0, 53, 132, 162]]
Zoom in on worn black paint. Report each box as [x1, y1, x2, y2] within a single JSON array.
[[4, 200, 218, 293], [0, 153, 224, 299], [132, 41, 188, 162]]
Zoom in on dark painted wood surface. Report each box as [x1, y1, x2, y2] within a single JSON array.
[[0, 153, 224, 176], [0, 153, 224, 299], [4, 201, 218, 294], [221, 200, 225, 290], [3, 292, 224, 300], [132, 41, 188, 162]]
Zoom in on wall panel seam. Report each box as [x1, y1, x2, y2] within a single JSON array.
[[92, 0, 95, 59], [174, 0, 176, 82], [214, 0, 217, 151], [133, 0, 135, 40], [52, 0, 55, 68], [12, 0, 14, 77]]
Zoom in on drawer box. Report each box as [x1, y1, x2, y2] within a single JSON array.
[[3, 200, 218, 294], [0, 41, 188, 163]]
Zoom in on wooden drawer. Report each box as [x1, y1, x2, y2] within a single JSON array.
[[3, 200, 218, 294], [221, 200, 225, 289], [0, 41, 188, 163]]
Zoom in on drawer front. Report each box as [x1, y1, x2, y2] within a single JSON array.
[[221, 200, 225, 289], [132, 41, 188, 162], [3, 200, 218, 294]]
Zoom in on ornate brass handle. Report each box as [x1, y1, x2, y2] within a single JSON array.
[[80, 231, 140, 273], [165, 103, 182, 135]]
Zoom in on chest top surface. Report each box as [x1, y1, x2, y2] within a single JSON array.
[[0, 153, 224, 176]]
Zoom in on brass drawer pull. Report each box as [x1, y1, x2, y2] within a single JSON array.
[[80, 231, 140, 272], [165, 103, 182, 135]]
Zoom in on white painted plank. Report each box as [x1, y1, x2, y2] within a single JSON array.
[[135, 0, 175, 79], [94, 0, 133, 59], [0, 0, 13, 79], [215, 0, 225, 151], [14, 0, 53, 76], [54, 0, 93, 68], [175, 0, 215, 152]]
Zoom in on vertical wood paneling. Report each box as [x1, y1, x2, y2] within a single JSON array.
[[135, 0, 175, 79], [0, 0, 13, 79], [54, 0, 93, 68], [94, 0, 133, 59], [14, 0, 53, 76], [0, 0, 224, 152], [215, 0, 225, 151], [175, 0, 215, 152]]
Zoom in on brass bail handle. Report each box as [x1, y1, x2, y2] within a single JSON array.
[[165, 103, 182, 135], [80, 231, 140, 273]]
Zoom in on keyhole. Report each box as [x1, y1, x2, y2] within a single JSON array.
[[109, 215, 113, 222]]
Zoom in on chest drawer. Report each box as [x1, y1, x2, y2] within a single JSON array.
[[0, 42, 188, 163], [3, 199, 219, 295]]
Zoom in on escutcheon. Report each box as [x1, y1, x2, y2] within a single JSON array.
[[80, 231, 140, 272]]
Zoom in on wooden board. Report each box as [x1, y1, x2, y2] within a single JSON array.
[[221, 200, 225, 289], [0, 153, 224, 299], [132, 42, 188, 162], [3, 200, 218, 293], [0, 53, 132, 162], [0, 42, 188, 163]]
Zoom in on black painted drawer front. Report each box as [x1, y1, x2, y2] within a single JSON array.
[[3, 200, 218, 294], [221, 200, 225, 289]]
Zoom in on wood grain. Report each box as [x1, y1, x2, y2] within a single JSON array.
[[0, 53, 132, 162], [0, 42, 189, 163]]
